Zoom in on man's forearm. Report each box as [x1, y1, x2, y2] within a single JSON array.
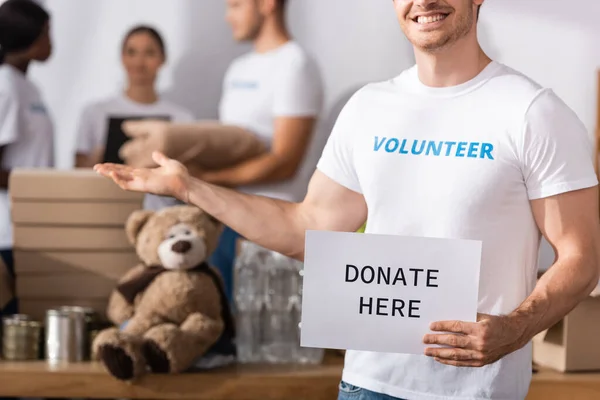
[[508, 254, 599, 347], [185, 177, 307, 259]]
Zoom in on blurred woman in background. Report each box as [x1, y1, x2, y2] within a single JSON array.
[[0, 0, 55, 317], [74, 25, 194, 210]]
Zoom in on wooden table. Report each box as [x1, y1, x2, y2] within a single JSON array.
[[528, 369, 600, 400], [1, 355, 600, 399], [0, 355, 342, 400]]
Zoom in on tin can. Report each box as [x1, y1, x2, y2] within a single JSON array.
[[57, 306, 99, 360], [45, 308, 87, 363], [1, 314, 42, 360]]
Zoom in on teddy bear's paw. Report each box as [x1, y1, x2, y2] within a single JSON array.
[[142, 340, 171, 374], [99, 344, 135, 381]]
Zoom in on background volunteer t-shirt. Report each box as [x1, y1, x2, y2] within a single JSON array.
[[0, 64, 55, 249], [218, 41, 323, 202], [75, 94, 195, 210], [317, 61, 598, 400]]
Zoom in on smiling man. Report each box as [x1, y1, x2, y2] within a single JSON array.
[[94, 0, 600, 399]]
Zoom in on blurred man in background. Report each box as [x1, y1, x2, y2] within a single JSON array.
[[200, 0, 323, 302]]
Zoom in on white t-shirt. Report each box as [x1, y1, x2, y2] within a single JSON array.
[[317, 61, 598, 400], [74, 94, 195, 210], [0, 64, 55, 249], [219, 41, 323, 202]]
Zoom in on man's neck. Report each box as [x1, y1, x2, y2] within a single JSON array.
[[253, 14, 291, 53], [125, 85, 158, 104], [3, 55, 30, 75], [414, 34, 492, 88]]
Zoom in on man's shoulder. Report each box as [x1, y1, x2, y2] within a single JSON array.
[[486, 63, 579, 123], [486, 62, 547, 102], [224, 51, 256, 79], [229, 50, 254, 66], [277, 42, 320, 74], [277, 41, 312, 60]]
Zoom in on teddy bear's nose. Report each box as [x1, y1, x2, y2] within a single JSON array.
[[171, 240, 192, 254]]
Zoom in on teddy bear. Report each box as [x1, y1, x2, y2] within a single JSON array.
[[92, 205, 235, 381]]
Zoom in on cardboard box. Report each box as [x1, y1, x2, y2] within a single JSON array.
[[9, 168, 143, 202], [12, 201, 141, 226], [533, 296, 600, 372], [14, 251, 138, 280], [16, 273, 118, 300], [7, 169, 144, 323], [14, 226, 131, 251]]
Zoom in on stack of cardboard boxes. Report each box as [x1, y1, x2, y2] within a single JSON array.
[[533, 295, 600, 372], [9, 168, 143, 321]]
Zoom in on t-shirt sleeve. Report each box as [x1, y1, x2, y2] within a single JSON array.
[[273, 55, 323, 118], [316, 90, 363, 194], [75, 105, 98, 154], [520, 89, 598, 200], [0, 94, 20, 146]]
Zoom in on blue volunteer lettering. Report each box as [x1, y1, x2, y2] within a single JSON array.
[[373, 136, 494, 160]]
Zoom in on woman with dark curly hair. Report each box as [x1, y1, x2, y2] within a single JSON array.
[[0, 0, 55, 317]]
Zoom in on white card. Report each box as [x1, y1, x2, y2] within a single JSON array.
[[300, 230, 482, 354]]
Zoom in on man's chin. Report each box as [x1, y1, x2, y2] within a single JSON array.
[[410, 36, 452, 53], [235, 34, 254, 43]]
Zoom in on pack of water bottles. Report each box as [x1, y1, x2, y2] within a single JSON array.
[[233, 240, 324, 364]]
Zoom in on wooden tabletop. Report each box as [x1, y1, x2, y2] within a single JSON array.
[[0, 354, 343, 400], [527, 368, 600, 400], [1, 355, 600, 400]]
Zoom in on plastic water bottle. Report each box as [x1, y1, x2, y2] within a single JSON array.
[[292, 261, 325, 364], [233, 240, 267, 363], [261, 251, 296, 363]]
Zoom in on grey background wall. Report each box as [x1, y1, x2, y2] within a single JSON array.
[[22, 0, 600, 270]]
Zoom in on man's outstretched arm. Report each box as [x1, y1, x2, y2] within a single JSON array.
[[186, 169, 367, 259], [94, 152, 368, 260]]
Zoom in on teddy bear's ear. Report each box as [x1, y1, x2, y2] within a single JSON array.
[[125, 210, 154, 245]]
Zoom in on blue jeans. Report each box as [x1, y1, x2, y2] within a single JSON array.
[[208, 225, 241, 305], [0, 248, 18, 315], [338, 381, 406, 400]]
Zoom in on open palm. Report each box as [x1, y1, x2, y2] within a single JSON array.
[[94, 151, 190, 202]]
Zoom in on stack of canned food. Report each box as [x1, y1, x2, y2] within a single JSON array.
[[0, 306, 108, 363], [1, 314, 42, 360]]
